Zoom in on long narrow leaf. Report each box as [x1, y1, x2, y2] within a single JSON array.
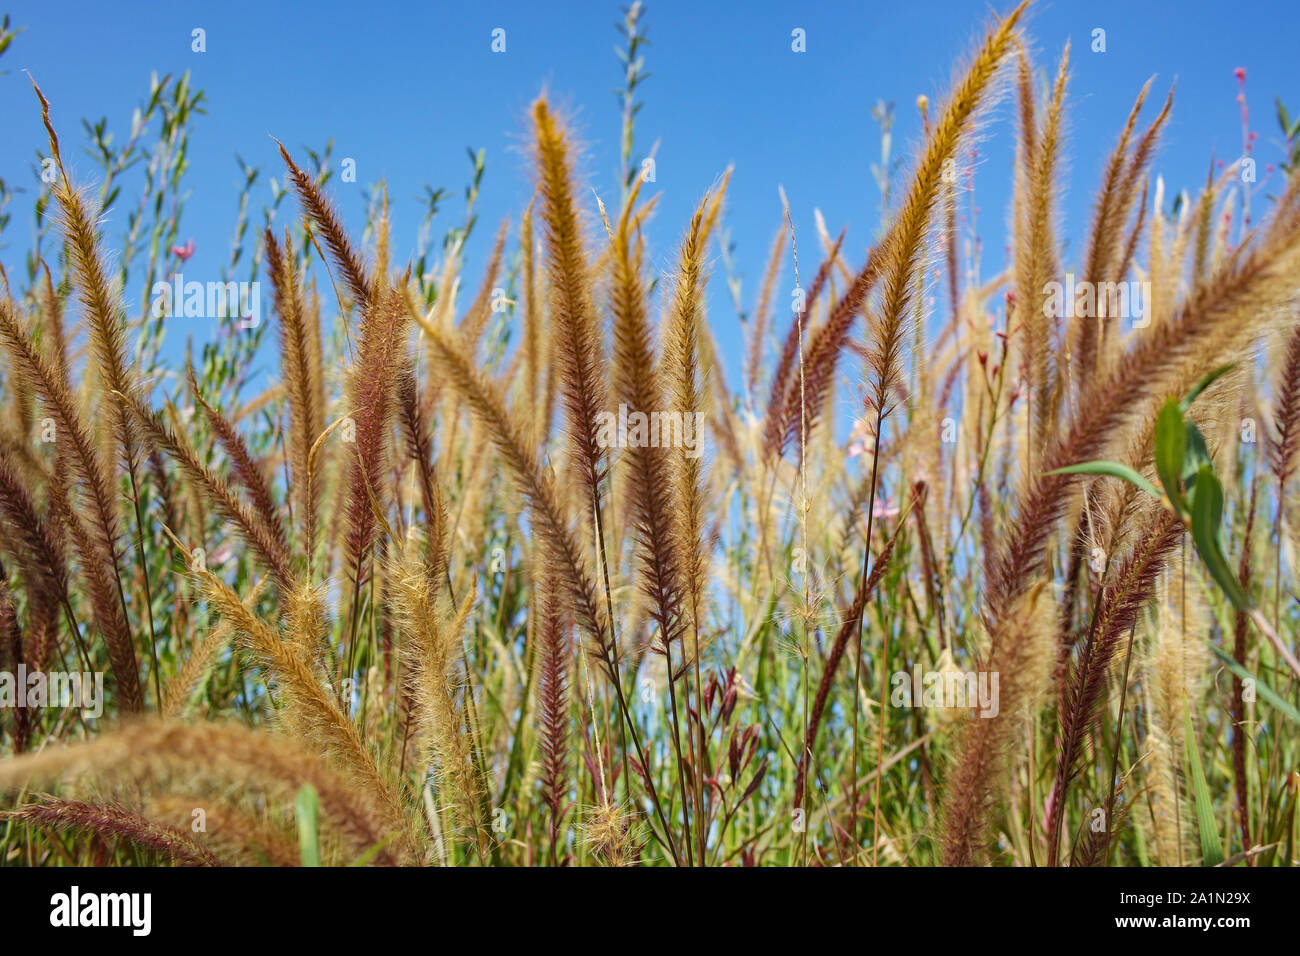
[[1154, 399, 1187, 511], [1044, 460, 1162, 500], [1180, 363, 1237, 413], [1207, 643, 1300, 725], [1189, 466, 1251, 610], [296, 785, 321, 867], [1183, 704, 1224, 866]]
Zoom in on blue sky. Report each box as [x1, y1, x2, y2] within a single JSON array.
[[1, 0, 1297, 391]]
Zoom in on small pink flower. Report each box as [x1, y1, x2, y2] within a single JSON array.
[[872, 498, 900, 520], [171, 239, 195, 262], [847, 417, 877, 459], [1234, 66, 1246, 82]]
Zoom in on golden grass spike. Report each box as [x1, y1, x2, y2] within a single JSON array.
[[30, 80, 144, 478], [375, 182, 391, 283], [144, 795, 300, 867], [531, 98, 610, 511], [163, 579, 266, 718], [387, 539, 487, 849], [37, 260, 70, 380], [521, 194, 545, 443], [0, 301, 142, 711], [460, 217, 509, 347], [0, 720, 411, 864], [182, 558, 416, 859], [1071, 80, 1172, 384], [417, 313, 612, 661], [869, 2, 1026, 423], [1109, 87, 1174, 284], [265, 228, 319, 555], [1017, 41, 1069, 460], [161, 619, 234, 719], [608, 179, 700, 857], [664, 195, 714, 655], [1143, 572, 1210, 865], [305, 279, 327, 446], [746, 222, 788, 404]]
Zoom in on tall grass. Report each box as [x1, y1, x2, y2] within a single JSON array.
[[2, 1, 1299, 867]]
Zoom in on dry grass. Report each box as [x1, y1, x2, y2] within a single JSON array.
[[1, 1, 1299, 868]]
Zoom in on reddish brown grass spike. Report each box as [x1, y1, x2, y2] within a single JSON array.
[[4, 798, 223, 866], [1269, 317, 1300, 487], [1045, 509, 1182, 863], [536, 569, 571, 862], [276, 139, 373, 309], [342, 286, 410, 585]]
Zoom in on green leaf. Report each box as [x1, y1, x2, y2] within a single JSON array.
[[1043, 461, 1162, 500], [1182, 422, 1212, 481], [1181, 422, 1212, 511], [1207, 643, 1300, 725], [295, 784, 321, 867], [1184, 704, 1224, 866], [1189, 466, 1251, 610], [1154, 400, 1187, 513], [1180, 363, 1236, 413], [1278, 97, 1293, 141]]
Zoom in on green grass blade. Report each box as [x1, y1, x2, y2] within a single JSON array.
[[1189, 466, 1251, 610], [1183, 703, 1224, 866], [296, 784, 321, 867], [1154, 399, 1187, 512], [1207, 643, 1300, 725], [1043, 460, 1162, 500], [1179, 363, 1237, 413]]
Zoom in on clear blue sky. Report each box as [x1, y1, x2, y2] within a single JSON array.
[[1, 0, 1297, 389]]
